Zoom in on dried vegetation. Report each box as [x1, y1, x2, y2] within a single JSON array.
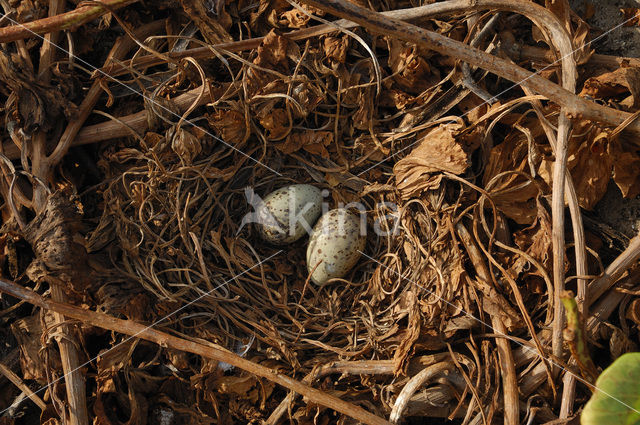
[[1, 0, 640, 424]]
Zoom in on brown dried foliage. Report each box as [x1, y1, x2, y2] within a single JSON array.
[[0, 1, 638, 424]]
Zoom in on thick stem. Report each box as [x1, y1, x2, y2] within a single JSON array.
[[34, 1, 89, 424]]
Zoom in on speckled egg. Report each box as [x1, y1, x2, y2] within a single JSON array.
[[306, 209, 366, 285], [256, 184, 323, 244]]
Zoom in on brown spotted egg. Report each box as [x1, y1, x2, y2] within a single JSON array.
[[256, 184, 323, 244], [306, 209, 366, 285]]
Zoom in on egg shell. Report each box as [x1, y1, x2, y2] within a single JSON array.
[[256, 184, 323, 244], [306, 208, 366, 285]]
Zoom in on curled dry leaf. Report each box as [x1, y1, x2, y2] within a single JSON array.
[[393, 300, 421, 375], [387, 39, 440, 94], [484, 130, 543, 224], [323, 35, 349, 67], [276, 130, 332, 158], [257, 106, 289, 140], [278, 3, 324, 28], [0, 50, 75, 133], [178, 0, 233, 43], [14, 0, 47, 22], [207, 107, 249, 146], [544, 0, 593, 64], [571, 18, 595, 65], [580, 67, 640, 107], [213, 374, 275, 404], [171, 128, 202, 163], [246, 30, 289, 97], [393, 123, 469, 199], [539, 128, 611, 210], [145, 95, 181, 132], [352, 87, 375, 131], [611, 146, 640, 198], [510, 199, 553, 278], [11, 313, 55, 382], [290, 78, 324, 118], [378, 88, 414, 110]]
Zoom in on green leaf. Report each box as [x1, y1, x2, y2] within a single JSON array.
[[582, 352, 640, 425]]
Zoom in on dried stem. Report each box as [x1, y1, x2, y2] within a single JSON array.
[[0, 0, 138, 43], [47, 19, 166, 167], [0, 277, 392, 425], [512, 43, 640, 69], [266, 353, 460, 424], [588, 235, 640, 304], [32, 1, 88, 424], [456, 222, 518, 425], [0, 1, 635, 161], [389, 362, 455, 424]]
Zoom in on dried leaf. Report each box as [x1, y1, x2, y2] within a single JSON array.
[[567, 132, 612, 210], [323, 35, 349, 67], [489, 178, 540, 225], [511, 199, 553, 277], [572, 18, 595, 65], [145, 95, 180, 132], [387, 39, 439, 94], [290, 78, 324, 117], [179, 0, 232, 43], [11, 314, 54, 382], [246, 30, 289, 97], [207, 107, 248, 146], [580, 67, 640, 105], [393, 302, 421, 376], [378, 88, 414, 110], [0, 51, 75, 133], [352, 87, 375, 130], [171, 128, 202, 163], [546, 0, 571, 31], [394, 124, 469, 199], [257, 107, 289, 140], [485, 131, 543, 224], [277, 130, 332, 158], [610, 142, 640, 198], [278, 4, 324, 28]]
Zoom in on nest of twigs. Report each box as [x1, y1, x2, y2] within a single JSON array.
[[1, 0, 640, 424]]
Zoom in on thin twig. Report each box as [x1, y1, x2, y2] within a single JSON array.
[[0, 361, 47, 410]]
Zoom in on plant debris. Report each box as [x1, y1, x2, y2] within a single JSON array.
[[0, 1, 639, 424]]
